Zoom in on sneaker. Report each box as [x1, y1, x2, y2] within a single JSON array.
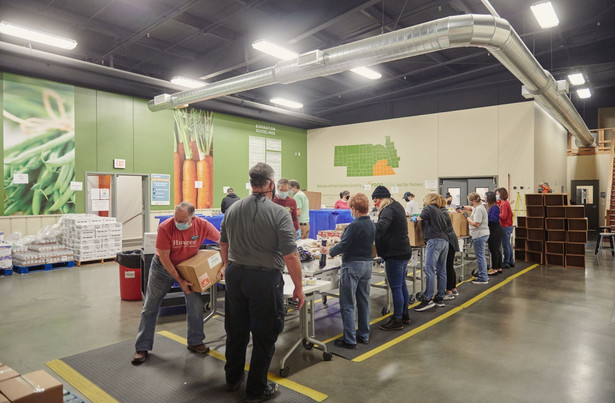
[[244, 383, 280, 402], [131, 351, 148, 365], [357, 337, 369, 345], [187, 343, 210, 354], [434, 298, 445, 307], [379, 317, 404, 331], [414, 300, 436, 312], [452, 289, 459, 296], [472, 279, 489, 284], [226, 374, 245, 392], [401, 312, 411, 324], [334, 339, 357, 350], [443, 293, 455, 300]]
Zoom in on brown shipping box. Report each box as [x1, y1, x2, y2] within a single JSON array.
[[0, 370, 62, 403], [0, 392, 9, 403], [449, 212, 469, 237], [407, 220, 425, 247], [176, 250, 224, 293], [304, 191, 322, 210], [0, 366, 18, 383]]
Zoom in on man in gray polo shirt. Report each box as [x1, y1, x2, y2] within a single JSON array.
[[218, 162, 305, 402]]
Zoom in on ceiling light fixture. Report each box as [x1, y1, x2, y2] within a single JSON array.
[[170, 76, 207, 89], [567, 73, 585, 86], [576, 88, 591, 99], [270, 97, 303, 109], [0, 20, 77, 50], [351, 66, 382, 80], [252, 40, 297, 60], [530, 1, 559, 29]]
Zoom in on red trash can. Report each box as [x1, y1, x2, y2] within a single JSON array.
[[117, 250, 142, 301]]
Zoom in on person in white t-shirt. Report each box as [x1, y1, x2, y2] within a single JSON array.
[[403, 192, 419, 216]]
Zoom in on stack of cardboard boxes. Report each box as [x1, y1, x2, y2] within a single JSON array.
[[407, 212, 468, 247], [61, 214, 123, 262], [0, 361, 62, 402]]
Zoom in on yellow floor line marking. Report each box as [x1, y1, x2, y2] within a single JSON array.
[[351, 264, 539, 362], [46, 359, 119, 403], [157, 331, 328, 402]]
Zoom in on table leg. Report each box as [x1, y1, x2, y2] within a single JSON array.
[[203, 285, 217, 324]]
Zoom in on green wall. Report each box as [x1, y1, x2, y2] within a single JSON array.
[[2, 72, 307, 214]]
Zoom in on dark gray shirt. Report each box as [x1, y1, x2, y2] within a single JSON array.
[[220, 194, 297, 270]]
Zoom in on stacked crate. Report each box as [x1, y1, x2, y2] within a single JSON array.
[[544, 194, 569, 266], [524, 193, 547, 264], [565, 205, 588, 268], [514, 217, 527, 262], [61, 214, 123, 262]]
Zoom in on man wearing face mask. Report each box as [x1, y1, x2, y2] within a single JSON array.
[[218, 163, 305, 401], [132, 201, 221, 365], [273, 178, 299, 233]]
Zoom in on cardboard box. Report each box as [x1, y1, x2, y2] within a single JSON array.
[[0, 392, 9, 403], [143, 232, 157, 254], [303, 191, 322, 210], [176, 250, 223, 293], [0, 366, 18, 383], [407, 220, 425, 247], [0, 370, 62, 403], [449, 212, 469, 237]]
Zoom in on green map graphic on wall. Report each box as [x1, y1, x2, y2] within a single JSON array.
[[334, 136, 400, 177]]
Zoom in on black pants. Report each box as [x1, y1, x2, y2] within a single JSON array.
[[446, 244, 457, 290], [224, 263, 285, 396], [488, 231, 503, 270]]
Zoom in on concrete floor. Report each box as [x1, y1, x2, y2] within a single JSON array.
[[1, 248, 614, 402]]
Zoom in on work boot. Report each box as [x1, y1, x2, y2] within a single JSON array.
[[131, 351, 148, 365], [187, 343, 210, 354]]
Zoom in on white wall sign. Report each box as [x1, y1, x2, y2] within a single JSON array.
[[194, 181, 203, 189], [223, 186, 230, 193], [424, 179, 437, 189], [363, 184, 372, 190], [91, 199, 110, 212], [391, 186, 399, 194], [245, 182, 251, 190], [113, 159, 126, 169], [13, 174, 28, 184], [100, 188, 110, 200], [90, 188, 101, 200], [70, 181, 83, 191]]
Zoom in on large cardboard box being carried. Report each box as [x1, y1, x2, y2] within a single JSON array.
[[0, 370, 62, 403], [0, 363, 18, 383], [407, 220, 425, 247], [176, 250, 223, 293], [449, 212, 469, 237]]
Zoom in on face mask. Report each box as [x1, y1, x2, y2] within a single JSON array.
[[344, 195, 350, 200], [496, 195, 501, 201], [289, 189, 294, 196], [175, 220, 191, 231], [278, 191, 289, 199], [374, 200, 381, 208]]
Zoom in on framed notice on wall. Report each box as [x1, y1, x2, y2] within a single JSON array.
[[151, 174, 171, 206]]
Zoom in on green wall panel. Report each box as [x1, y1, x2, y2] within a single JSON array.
[[74, 87, 98, 213], [133, 99, 174, 211], [96, 91, 134, 172], [0, 74, 3, 214]]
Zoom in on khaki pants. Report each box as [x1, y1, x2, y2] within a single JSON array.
[[300, 223, 310, 239]]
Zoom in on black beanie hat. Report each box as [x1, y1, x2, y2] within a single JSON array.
[[371, 185, 391, 199]]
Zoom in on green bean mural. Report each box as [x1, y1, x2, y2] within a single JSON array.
[[3, 74, 75, 215]]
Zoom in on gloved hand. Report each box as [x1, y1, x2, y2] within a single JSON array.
[[409, 216, 418, 223]]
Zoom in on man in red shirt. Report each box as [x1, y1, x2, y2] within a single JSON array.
[[273, 178, 299, 232], [132, 202, 220, 365]]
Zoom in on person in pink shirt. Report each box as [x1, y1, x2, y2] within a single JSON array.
[[496, 187, 514, 268], [132, 202, 220, 365], [334, 190, 351, 209]]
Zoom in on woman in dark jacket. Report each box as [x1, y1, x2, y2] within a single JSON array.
[[372, 186, 412, 331], [438, 195, 460, 299], [486, 191, 504, 275]]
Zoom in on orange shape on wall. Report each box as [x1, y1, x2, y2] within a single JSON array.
[[372, 159, 396, 176]]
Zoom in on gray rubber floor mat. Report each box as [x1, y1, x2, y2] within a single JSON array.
[[55, 334, 321, 402], [326, 262, 534, 360]]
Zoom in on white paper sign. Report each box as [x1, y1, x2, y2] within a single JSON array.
[[90, 188, 100, 200], [13, 174, 28, 184], [363, 184, 372, 190], [424, 180, 437, 189], [223, 186, 230, 194], [100, 188, 110, 200], [207, 252, 222, 268], [391, 186, 399, 194], [195, 181, 203, 189], [91, 199, 110, 212], [245, 182, 251, 190], [70, 181, 83, 191]]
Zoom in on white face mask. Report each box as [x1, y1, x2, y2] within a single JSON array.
[[496, 194, 501, 201], [278, 191, 289, 199]]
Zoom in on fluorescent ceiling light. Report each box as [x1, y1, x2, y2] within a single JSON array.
[[270, 97, 303, 109], [0, 20, 77, 50], [576, 88, 591, 99], [252, 40, 297, 60], [351, 66, 382, 80], [170, 76, 207, 89], [530, 2, 559, 29], [567, 73, 585, 86]]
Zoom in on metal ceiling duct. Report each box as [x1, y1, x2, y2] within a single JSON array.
[[148, 14, 595, 147]]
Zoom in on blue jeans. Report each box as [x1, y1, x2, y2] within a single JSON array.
[[502, 226, 514, 266], [385, 259, 410, 319], [424, 238, 449, 301], [473, 235, 489, 282], [135, 256, 205, 351], [339, 261, 372, 344]]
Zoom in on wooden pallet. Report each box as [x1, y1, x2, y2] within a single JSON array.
[[75, 257, 116, 267], [13, 261, 75, 274]]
